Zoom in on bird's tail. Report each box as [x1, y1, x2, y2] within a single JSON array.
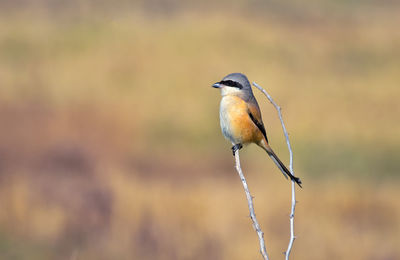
[[259, 140, 302, 188]]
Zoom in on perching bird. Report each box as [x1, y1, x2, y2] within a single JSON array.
[[213, 73, 302, 187]]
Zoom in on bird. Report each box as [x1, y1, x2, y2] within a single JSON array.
[[213, 73, 302, 187]]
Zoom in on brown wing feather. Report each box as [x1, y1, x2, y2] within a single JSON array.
[[247, 100, 268, 143]]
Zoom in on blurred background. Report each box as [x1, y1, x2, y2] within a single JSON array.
[[0, 0, 399, 259]]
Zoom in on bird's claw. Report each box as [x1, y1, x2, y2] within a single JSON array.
[[231, 143, 243, 156]]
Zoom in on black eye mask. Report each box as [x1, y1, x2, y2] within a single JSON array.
[[219, 80, 243, 89]]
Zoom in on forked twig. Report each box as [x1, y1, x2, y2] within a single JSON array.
[[233, 150, 270, 260], [252, 82, 298, 260]]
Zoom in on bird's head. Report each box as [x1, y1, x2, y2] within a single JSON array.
[[212, 73, 253, 98]]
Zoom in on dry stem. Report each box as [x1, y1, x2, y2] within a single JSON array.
[[252, 82, 298, 260], [233, 150, 270, 260]]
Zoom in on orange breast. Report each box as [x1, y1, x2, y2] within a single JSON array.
[[224, 96, 264, 144]]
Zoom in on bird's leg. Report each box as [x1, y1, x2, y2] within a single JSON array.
[[231, 143, 243, 156]]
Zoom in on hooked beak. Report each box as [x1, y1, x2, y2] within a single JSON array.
[[212, 82, 221, 88]]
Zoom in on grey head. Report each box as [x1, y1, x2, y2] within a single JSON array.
[[212, 73, 254, 100]]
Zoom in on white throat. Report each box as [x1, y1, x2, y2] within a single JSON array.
[[220, 86, 242, 97]]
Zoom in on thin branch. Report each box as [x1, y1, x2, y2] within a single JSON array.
[[234, 150, 270, 260], [252, 82, 298, 260]]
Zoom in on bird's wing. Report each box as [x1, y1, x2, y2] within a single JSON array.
[[247, 101, 268, 143]]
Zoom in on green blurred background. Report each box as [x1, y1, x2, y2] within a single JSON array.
[[0, 1, 399, 259]]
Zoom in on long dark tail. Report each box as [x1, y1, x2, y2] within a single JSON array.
[[261, 142, 302, 188]]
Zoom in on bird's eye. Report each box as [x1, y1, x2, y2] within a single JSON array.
[[220, 80, 243, 89]]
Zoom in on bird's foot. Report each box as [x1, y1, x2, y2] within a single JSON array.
[[231, 143, 243, 156]]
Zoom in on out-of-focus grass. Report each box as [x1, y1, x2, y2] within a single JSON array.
[[1, 174, 399, 260], [0, 1, 399, 259]]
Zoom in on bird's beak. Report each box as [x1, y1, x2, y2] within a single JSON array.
[[212, 82, 221, 88]]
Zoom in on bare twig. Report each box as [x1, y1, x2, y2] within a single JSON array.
[[252, 82, 298, 260], [234, 150, 270, 260]]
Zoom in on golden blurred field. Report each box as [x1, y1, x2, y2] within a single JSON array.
[[0, 1, 399, 259]]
